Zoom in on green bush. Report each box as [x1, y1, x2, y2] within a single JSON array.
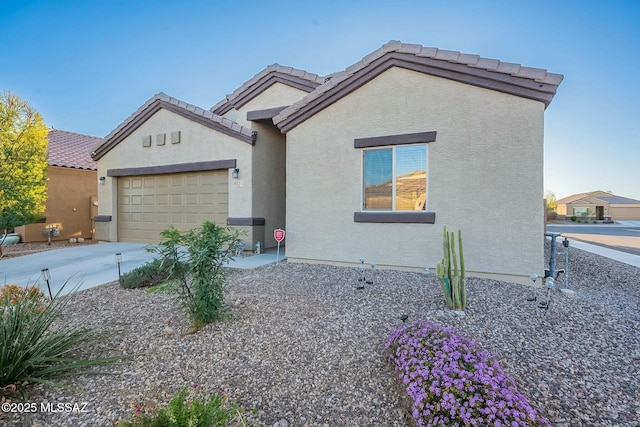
[[570, 215, 577, 222], [119, 259, 170, 289], [118, 389, 246, 427], [0, 283, 121, 397], [148, 221, 241, 329], [118, 387, 247, 427]]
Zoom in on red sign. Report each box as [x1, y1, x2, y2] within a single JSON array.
[[274, 229, 285, 242]]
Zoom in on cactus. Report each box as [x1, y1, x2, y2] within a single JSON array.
[[436, 226, 466, 310]]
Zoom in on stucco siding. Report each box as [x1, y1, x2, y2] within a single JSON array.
[[16, 166, 97, 242], [609, 205, 640, 220], [97, 108, 253, 242], [286, 67, 545, 282], [222, 82, 309, 125]]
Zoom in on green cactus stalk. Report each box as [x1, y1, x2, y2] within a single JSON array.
[[436, 226, 467, 311]]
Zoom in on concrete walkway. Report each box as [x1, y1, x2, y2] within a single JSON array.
[[0, 243, 285, 296], [562, 239, 640, 268]]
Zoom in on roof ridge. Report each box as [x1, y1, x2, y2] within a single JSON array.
[[274, 41, 564, 129], [210, 63, 324, 114], [49, 128, 103, 140], [94, 93, 255, 160]]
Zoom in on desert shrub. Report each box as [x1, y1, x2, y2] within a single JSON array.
[[119, 259, 170, 289], [0, 283, 121, 396], [0, 284, 48, 316], [570, 215, 577, 222], [387, 320, 551, 426], [148, 221, 241, 329], [118, 387, 247, 427]]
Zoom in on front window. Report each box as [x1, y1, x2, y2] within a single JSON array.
[[363, 144, 427, 211]]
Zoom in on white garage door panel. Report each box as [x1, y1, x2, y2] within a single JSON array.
[[118, 171, 228, 244]]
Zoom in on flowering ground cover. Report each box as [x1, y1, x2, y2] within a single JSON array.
[[387, 320, 552, 426]]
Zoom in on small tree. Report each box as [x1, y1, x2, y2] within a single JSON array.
[[149, 221, 242, 330], [0, 92, 48, 255], [544, 190, 557, 212]]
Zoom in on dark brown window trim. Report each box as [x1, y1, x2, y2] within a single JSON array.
[[354, 211, 435, 224], [226, 217, 266, 226], [247, 106, 289, 122], [107, 159, 236, 177], [354, 131, 436, 148], [93, 215, 112, 222]]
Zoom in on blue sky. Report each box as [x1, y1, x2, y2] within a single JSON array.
[[2, 0, 639, 200]]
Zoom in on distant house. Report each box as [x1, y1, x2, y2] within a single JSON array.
[[94, 41, 563, 285], [15, 129, 101, 242], [556, 191, 640, 220]]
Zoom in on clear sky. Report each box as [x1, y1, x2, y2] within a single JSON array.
[[2, 0, 638, 200]]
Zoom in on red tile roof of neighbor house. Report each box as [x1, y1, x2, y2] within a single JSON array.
[[47, 129, 101, 170], [210, 64, 325, 115], [92, 92, 256, 160], [274, 41, 564, 132]]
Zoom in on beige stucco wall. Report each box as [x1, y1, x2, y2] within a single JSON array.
[[96, 108, 253, 242], [609, 205, 640, 220], [222, 82, 306, 248], [17, 166, 97, 242], [285, 67, 546, 284]]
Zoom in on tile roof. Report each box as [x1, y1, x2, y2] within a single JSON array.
[[597, 195, 640, 205], [557, 191, 640, 205], [93, 93, 256, 160], [47, 129, 101, 170], [274, 41, 564, 132], [210, 64, 324, 115]]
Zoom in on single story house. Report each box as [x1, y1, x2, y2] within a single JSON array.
[[94, 41, 563, 285], [556, 191, 640, 220], [92, 64, 324, 248], [15, 129, 100, 242], [272, 41, 562, 284]]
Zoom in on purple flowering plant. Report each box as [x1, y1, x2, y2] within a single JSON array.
[[386, 320, 552, 427]]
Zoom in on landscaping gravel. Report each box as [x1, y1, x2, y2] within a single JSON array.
[[2, 243, 639, 427]]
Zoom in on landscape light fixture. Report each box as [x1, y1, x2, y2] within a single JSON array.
[[115, 253, 122, 278], [41, 268, 52, 299], [366, 262, 375, 285]]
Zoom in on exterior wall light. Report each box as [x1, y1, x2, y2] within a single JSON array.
[[232, 168, 240, 179], [99, 176, 106, 184]]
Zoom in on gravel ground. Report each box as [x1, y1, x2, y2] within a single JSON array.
[[2, 243, 639, 427]]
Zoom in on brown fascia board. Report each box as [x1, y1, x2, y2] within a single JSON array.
[[93, 100, 256, 160], [246, 106, 289, 122], [107, 159, 236, 177], [277, 52, 562, 133], [213, 73, 321, 116]]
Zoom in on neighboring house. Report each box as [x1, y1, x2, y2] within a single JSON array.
[[92, 64, 324, 248], [94, 41, 563, 285], [15, 129, 101, 242], [556, 191, 640, 220]]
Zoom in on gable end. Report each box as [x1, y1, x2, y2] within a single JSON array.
[[276, 51, 561, 133]]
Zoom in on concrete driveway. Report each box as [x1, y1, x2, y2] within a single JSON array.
[[0, 243, 156, 296], [0, 242, 286, 296]]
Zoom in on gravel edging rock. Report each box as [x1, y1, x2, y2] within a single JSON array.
[[2, 243, 639, 427]]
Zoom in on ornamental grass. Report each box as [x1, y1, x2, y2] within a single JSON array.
[[387, 320, 551, 427], [1, 283, 121, 397]]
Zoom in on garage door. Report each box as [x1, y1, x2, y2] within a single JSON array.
[[118, 171, 228, 243]]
